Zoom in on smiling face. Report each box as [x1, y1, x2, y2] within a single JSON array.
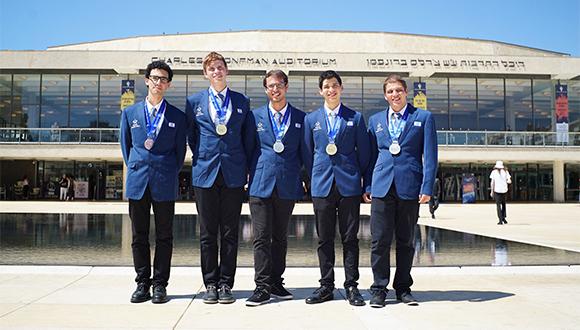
[[384, 81, 408, 112], [265, 75, 288, 105], [145, 68, 171, 99], [203, 59, 228, 89], [319, 77, 343, 108]]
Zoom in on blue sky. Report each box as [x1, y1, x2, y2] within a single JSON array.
[[1, 0, 579, 56]]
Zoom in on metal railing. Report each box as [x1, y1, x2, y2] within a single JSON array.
[[0, 128, 119, 144], [0, 128, 579, 147]]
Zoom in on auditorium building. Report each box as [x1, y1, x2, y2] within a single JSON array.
[[0, 30, 579, 202]]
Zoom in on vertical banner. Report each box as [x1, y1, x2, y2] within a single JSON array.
[[120, 80, 135, 110], [555, 83, 569, 143], [413, 82, 427, 109], [461, 173, 476, 204]]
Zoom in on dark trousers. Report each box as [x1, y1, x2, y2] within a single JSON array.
[[194, 171, 244, 288], [249, 190, 295, 289], [370, 184, 419, 294], [129, 186, 175, 288], [494, 192, 507, 221], [312, 183, 360, 288]]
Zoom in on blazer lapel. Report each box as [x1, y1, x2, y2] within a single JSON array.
[[200, 89, 212, 125], [397, 104, 418, 144], [262, 106, 276, 143], [281, 105, 295, 144], [136, 100, 148, 135], [379, 110, 392, 145]]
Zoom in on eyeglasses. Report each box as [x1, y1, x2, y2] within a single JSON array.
[[148, 75, 170, 84], [266, 83, 286, 90]]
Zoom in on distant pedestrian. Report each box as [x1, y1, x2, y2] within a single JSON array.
[[67, 176, 75, 201], [490, 161, 511, 225], [59, 174, 69, 201]]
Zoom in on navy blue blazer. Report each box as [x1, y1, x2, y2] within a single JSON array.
[[248, 103, 307, 200], [304, 104, 370, 198], [364, 103, 438, 200], [185, 89, 255, 188], [120, 100, 187, 202]]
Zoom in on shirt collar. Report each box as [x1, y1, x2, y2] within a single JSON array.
[[269, 102, 288, 117], [209, 86, 229, 99], [388, 104, 408, 119], [324, 103, 341, 117], [146, 97, 165, 113]]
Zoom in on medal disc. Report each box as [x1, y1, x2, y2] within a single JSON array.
[[144, 138, 154, 150], [273, 141, 285, 153], [326, 143, 338, 155], [216, 124, 228, 136], [389, 142, 401, 155]]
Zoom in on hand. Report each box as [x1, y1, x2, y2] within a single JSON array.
[[418, 194, 431, 204], [362, 192, 372, 203], [490, 192, 494, 198]]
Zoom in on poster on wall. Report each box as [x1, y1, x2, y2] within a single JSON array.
[[461, 174, 476, 204], [121, 80, 135, 110], [74, 181, 89, 199], [413, 82, 427, 109], [555, 83, 569, 143]]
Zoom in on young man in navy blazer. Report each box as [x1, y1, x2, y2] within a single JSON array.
[[303, 70, 370, 306], [120, 61, 187, 304], [185, 52, 255, 304], [363, 74, 438, 307], [245, 70, 306, 306]]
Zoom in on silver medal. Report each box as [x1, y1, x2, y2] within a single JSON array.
[[216, 124, 228, 136], [273, 140, 285, 153], [389, 141, 401, 155], [326, 143, 338, 155], [144, 138, 154, 150]]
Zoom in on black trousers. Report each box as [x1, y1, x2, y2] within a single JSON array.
[[249, 190, 295, 289], [312, 183, 360, 288], [128, 186, 175, 288], [370, 184, 419, 294], [194, 171, 244, 288], [494, 192, 507, 221]]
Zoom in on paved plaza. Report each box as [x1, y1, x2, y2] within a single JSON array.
[[0, 202, 579, 329]]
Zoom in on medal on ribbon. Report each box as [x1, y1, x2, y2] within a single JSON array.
[[325, 107, 341, 156], [143, 100, 166, 150], [210, 89, 230, 136], [269, 107, 291, 153]]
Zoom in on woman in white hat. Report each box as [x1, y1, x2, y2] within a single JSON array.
[[489, 161, 511, 225]]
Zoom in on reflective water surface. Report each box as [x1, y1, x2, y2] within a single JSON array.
[[1, 213, 579, 267]]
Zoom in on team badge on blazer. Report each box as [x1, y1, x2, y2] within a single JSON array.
[[347, 121, 354, 126], [195, 106, 203, 117], [237, 108, 243, 114], [295, 123, 301, 128], [168, 122, 176, 128], [313, 121, 322, 131], [375, 123, 383, 133], [131, 119, 141, 129], [256, 122, 265, 132]]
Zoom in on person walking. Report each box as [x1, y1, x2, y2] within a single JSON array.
[[490, 161, 511, 225]]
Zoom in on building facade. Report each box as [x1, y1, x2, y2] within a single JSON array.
[[1, 30, 579, 201]]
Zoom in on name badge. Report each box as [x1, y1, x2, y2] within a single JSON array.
[[295, 123, 301, 128], [347, 121, 354, 126], [414, 121, 422, 127], [168, 122, 176, 128], [237, 108, 243, 114]]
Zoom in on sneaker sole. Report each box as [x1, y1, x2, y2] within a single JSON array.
[[218, 298, 235, 304], [271, 294, 293, 300], [245, 299, 270, 306], [202, 299, 218, 304], [397, 299, 419, 306], [369, 302, 385, 308], [130, 295, 151, 303]]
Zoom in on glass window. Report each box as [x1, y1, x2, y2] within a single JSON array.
[[340, 76, 363, 112], [422, 78, 449, 130], [532, 79, 554, 131], [304, 76, 323, 113], [568, 81, 580, 133], [129, 74, 148, 103], [506, 79, 532, 131], [565, 163, 580, 201], [362, 76, 387, 120], [70, 75, 98, 128], [40, 104, 68, 128], [0, 74, 11, 127], [287, 75, 305, 111], [478, 79, 504, 131], [13, 74, 40, 105], [99, 74, 124, 128], [449, 78, 477, 130], [186, 74, 207, 96], [164, 74, 187, 110], [12, 104, 40, 129], [246, 75, 267, 109], [41, 74, 69, 105]]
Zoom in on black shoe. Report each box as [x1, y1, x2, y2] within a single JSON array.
[[346, 286, 365, 306], [397, 292, 418, 306], [203, 285, 218, 304], [246, 287, 271, 306], [152, 285, 169, 304], [271, 282, 293, 300], [218, 284, 235, 304], [497, 221, 503, 225], [130, 283, 151, 303], [431, 214, 435, 219], [305, 285, 334, 304], [369, 289, 386, 308], [502, 218, 508, 224]]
